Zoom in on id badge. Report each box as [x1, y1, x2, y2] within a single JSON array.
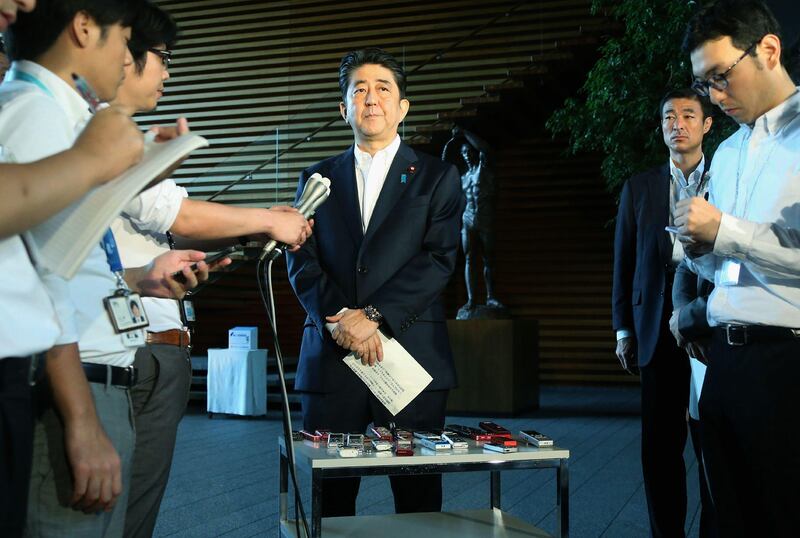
[[719, 258, 741, 286], [103, 290, 150, 333], [183, 299, 196, 322]]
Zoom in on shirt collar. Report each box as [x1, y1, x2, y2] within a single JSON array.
[[10, 60, 93, 127], [669, 154, 705, 187], [354, 135, 401, 168], [751, 86, 800, 136]]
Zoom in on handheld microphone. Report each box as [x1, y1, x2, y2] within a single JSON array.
[[259, 173, 331, 261]]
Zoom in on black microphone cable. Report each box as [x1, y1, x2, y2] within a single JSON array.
[[256, 255, 310, 537]]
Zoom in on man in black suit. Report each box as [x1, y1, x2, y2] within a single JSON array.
[[612, 88, 714, 537], [286, 48, 463, 517]]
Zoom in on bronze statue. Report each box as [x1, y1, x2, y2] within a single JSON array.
[[442, 127, 508, 319]]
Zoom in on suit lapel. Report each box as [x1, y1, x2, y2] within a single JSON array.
[[330, 147, 363, 247], [363, 142, 418, 244], [651, 163, 671, 264]]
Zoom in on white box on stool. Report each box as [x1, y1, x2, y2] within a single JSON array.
[[229, 326, 258, 349]]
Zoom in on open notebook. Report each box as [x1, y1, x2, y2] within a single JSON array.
[[30, 134, 208, 279]]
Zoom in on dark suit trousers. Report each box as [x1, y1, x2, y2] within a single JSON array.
[[699, 332, 800, 538], [640, 312, 715, 538], [301, 373, 448, 518], [0, 357, 37, 538]]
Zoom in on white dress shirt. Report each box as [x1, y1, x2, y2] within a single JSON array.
[[688, 88, 800, 328], [111, 180, 187, 332], [0, 61, 181, 365], [354, 135, 401, 230], [669, 156, 707, 264]]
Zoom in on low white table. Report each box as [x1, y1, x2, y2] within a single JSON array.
[[206, 348, 267, 416], [278, 436, 569, 537]]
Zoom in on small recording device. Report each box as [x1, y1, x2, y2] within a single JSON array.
[[392, 428, 413, 449], [394, 446, 414, 456], [441, 431, 469, 449], [171, 245, 239, 284], [446, 424, 493, 441], [371, 426, 392, 441], [299, 429, 322, 443], [479, 421, 513, 439], [520, 430, 553, 447], [483, 440, 518, 453], [346, 434, 365, 448], [413, 431, 451, 451], [372, 439, 392, 452], [326, 433, 345, 447], [337, 446, 359, 458]]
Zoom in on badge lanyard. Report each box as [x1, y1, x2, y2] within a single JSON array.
[[101, 229, 127, 291]]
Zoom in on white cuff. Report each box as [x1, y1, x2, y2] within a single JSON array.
[[616, 329, 632, 341], [713, 213, 756, 260]]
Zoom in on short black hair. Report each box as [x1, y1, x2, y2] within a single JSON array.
[[129, 1, 177, 74], [6, 0, 140, 62], [658, 88, 713, 120], [682, 0, 784, 66], [339, 47, 407, 100]]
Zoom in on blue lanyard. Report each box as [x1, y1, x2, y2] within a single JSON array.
[[5, 66, 54, 99], [100, 229, 125, 285]]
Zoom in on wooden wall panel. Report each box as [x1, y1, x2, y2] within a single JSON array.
[[149, 0, 631, 384]]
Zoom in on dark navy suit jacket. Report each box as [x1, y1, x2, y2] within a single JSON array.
[[612, 162, 708, 367], [286, 142, 464, 393]]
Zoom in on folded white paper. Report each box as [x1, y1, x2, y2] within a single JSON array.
[[326, 319, 432, 415]]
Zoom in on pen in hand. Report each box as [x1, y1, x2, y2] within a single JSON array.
[[71, 73, 100, 113]]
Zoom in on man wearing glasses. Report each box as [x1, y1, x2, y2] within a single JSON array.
[[676, 1, 800, 535], [109, 4, 312, 537], [612, 88, 714, 538]]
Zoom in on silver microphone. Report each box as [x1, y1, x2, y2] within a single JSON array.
[[259, 173, 331, 261]]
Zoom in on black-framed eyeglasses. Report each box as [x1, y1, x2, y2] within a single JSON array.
[[691, 40, 759, 97], [148, 48, 172, 68]]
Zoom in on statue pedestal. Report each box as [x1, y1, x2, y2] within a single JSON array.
[[445, 319, 539, 415]]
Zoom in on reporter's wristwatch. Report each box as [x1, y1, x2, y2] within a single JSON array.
[[363, 304, 383, 324]]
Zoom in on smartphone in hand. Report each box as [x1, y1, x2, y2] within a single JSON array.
[[171, 245, 238, 283]]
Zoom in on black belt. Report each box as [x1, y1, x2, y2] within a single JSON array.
[[81, 362, 137, 388], [713, 325, 800, 346], [0, 353, 46, 389]]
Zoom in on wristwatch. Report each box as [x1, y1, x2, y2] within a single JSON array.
[[363, 304, 383, 323]]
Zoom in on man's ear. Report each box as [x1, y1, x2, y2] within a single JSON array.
[[339, 101, 348, 123], [69, 10, 95, 49], [758, 33, 783, 71], [703, 115, 712, 134], [398, 98, 410, 122]]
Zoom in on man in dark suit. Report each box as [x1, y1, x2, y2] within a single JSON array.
[[612, 89, 714, 537], [286, 48, 463, 517]]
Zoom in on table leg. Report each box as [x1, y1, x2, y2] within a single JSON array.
[[279, 450, 288, 525], [312, 469, 323, 538], [557, 458, 569, 538], [490, 470, 501, 509]]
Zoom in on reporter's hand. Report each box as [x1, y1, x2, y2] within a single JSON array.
[[326, 308, 379, 351], [147, 117, 190, 142], [64, 418, 122, 513], [686, 341, 710, 364], [355, 333, 384, 366], [129, 249, 232, 299], [669, 309, 686, 347], [75, 106, 143, 185], [266, 206, 312, 251], [674, 197, 722, 246], [615, 336, 639, 375]]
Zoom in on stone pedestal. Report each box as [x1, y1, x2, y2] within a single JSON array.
[[446, 319, 539, 415]]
